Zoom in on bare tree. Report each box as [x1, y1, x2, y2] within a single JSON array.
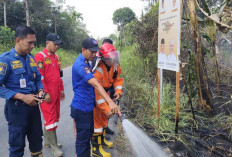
[[187, 0, 214, 109], [24, 0, 30, 26]]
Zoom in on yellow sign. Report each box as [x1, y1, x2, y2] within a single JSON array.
[[157, 0, 181, 72]]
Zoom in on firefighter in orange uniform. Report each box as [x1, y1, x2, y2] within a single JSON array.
[[35, 33, 64, 157], [91, 43, 123, 157]]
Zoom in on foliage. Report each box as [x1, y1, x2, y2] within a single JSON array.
[[112, 7, 136, 29], [120, 5, 159, 59], [0, 0, 88, 51], [0, 26, 14, 52]]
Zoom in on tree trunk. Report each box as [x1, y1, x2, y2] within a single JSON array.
[[25, 0, 30, 26], [212, 27, 221, 96], [122, 27, 127, 46], [187, 0, 213, 110], [4, 1, 6, 26]]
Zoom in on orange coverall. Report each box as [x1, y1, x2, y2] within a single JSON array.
[[35, 48, 64, 131], [93, 61, 123, 133]]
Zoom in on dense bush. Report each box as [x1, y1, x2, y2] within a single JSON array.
[[0, 26, 15, 52]]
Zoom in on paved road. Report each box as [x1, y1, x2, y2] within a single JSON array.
[[0, 67, 77, 157], [0, 66, 119, 157]]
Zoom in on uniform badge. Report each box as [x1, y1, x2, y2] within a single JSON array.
[[0, 62, 7, 75], [30, 57, 36, 67], [45, 58, 52, 64], [85, 60, 88, 64], [84, 67, 91, 73], [37, 61, 44, 69], [11, 60, 23, 69]]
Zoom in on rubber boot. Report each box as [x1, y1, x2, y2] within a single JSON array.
[[91, 134, 111, 157], [44, 128, 62, 148], [101, 129, 113, 149], [45, 130, 63, 157], [105, 134, 110, 140], [31, 151, 43, 157], [105, 126, 114, 135]]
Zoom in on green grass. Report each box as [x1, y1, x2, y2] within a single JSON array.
[[119, 45, 232, 153]]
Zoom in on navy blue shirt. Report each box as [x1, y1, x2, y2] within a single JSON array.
[[0, 48, 44, 100], [71, 53, 95, 112]]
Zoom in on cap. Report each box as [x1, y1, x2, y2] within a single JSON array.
[[82, 38, 101, 51], [46, 33, 63, 45]]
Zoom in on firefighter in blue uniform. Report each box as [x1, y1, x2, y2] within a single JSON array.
[[0, 26, 45, 157], [71, 38, 121, 157]]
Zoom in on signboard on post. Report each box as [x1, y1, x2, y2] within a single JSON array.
[[157, 0, 181, 72]]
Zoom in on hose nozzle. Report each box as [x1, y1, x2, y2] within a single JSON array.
[[118, 113, 126, 122]]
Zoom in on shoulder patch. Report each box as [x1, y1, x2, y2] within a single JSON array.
[[37, 61, 44, 69], [11, 60, 23, 69], [0, 62, 7, 75], [84, 67, 91, 73]]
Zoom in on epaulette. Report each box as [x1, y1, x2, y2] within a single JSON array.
[[0, 51, 10, 57]]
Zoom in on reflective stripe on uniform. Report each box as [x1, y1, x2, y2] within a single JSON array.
[[39, 51, 46, 57], [96, 99, 106, 105], [94, 128, 103, 133], [114, 63, 117, 72], [95, 67, 103, 74], [114, 86, 122, 90], [45, 122, 58, 130]]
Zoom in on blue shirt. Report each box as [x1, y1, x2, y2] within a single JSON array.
[[0, 48, 44, 100], [71, 53, 95, 112]]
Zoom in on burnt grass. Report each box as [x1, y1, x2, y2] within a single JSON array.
[[158, 81, 232, 157]]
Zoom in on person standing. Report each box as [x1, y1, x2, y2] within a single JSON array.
[[91, 42, 123, 157], [70, 38, 120, 157], [35, 33, 64, 157], [0, 25, 44, 157]]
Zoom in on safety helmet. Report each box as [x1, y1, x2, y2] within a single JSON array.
[[96, 43, 121, 64], [92, 43, 121, 71]]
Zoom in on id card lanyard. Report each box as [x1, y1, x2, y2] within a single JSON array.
[[20, 74, 26, 88]]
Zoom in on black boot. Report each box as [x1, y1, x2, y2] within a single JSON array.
[[105, 127, 114, 135]]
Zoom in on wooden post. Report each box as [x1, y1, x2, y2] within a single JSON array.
[[175, 0, 183, 134], [157, 68, 160, 117], [175, 71, 180, 134]]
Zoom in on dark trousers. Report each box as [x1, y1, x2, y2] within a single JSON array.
[[4, 100, 43, 157], [71, 107, 94, 157]]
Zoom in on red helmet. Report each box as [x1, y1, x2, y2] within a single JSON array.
[[95, 43, 121, 67], [97, 43, 116, 58]]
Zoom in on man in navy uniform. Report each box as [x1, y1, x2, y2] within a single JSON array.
[[0, 25, 45, 157], [71, 38, 120, 157]]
